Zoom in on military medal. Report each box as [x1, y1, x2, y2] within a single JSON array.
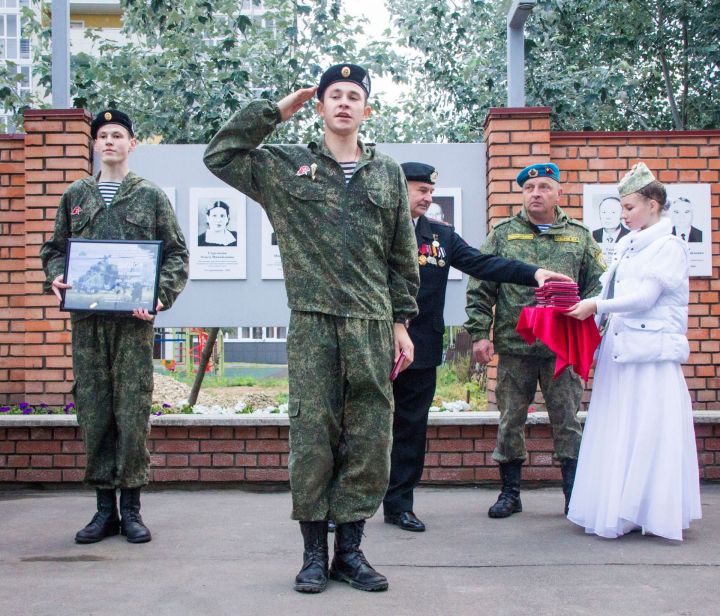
[[310, 163, 318, 180], [432, 240, 439, 247], [427, 256, 437, 265], [438, 259, 446, 267], [418, 255, 427, 265], [296, 165, 310, 177]]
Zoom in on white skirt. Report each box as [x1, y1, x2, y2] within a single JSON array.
[[567, 334, 702, 540]]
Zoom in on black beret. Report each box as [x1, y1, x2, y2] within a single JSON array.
[[90, 109, 134, 139], [401, 162, 438, 184], [317, 64, 371, 100]]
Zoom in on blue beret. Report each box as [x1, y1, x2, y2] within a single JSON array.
[[401, 162, 437, 184], [317, 63, 371, 100], [91, 109, 134, 139], [516, 162, 560, 187]]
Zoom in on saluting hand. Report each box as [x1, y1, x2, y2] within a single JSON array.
[[277, 87, 318, 122], [534, 268, 573, 286]]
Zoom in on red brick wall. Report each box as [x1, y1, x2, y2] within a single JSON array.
[[1, 419, 718, 485], [0, 110, 93, 406], [483, 107, 720, 409], [0, 134, 26, 404]]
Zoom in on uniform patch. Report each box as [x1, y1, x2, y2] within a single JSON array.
[[596, 251, 607, 270], [554, 236, 580, 243], [508, 233, 534, 241], [296, 165, 311, 177], [71, 206, 82, 215]]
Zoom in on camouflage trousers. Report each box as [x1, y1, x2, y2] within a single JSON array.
[[287, 311, 395, 523], [493, 353, 583, 463], [71, 315, 155, 489]]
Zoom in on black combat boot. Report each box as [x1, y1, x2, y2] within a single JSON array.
[[119, 487, 152, 543], [75, 488, 120, 544], [561, 458, 578, 515], [329, 520, 388, 592], [487, 460, 523, 518], [294, 521, 329, 593]]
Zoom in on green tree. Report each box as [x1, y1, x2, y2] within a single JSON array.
[[4, 0, 407, 143], [387, 0, 720, 139]]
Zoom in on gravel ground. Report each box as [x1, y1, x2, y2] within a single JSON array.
[[152, 373, 284, 410]]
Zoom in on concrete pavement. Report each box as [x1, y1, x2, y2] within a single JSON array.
[[1, 486, 717, 616]]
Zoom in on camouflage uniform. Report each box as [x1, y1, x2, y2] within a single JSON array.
[[465, 206, 604, 462], [41, 173, 189, 488], [204, 100, 419, 523]]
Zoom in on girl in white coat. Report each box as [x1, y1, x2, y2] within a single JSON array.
[[565, 162, 701, 540]]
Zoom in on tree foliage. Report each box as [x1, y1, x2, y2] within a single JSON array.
[[77, 0, 406, 143], [3, 0, 718, 141], [387, 0, 720, 139], [7, 0, 406, 142]]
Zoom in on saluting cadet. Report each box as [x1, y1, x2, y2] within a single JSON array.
[[465, 162, 604, 519], [384, 162, 570, 532], [204, 64, 419, 593], [41, 110, 189, 544]]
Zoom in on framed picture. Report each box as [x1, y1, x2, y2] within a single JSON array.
[[189, 187, 247, 280], [60, 239, 163, 314]]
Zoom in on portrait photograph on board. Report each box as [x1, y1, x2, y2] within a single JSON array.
[[428, 188, 463, 280], [189, 187, 247, 280], [583, 183, 712, 276], [261, 211, 284, 280]]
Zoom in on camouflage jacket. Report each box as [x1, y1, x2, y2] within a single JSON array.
[[464, 206, 604, 357], [203, 100, 419, 321], [40, 172, 189, 320]]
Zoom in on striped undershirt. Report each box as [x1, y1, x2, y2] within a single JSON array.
[[97, 181, 121, 207], [536, 223, 552, 232], [338, 161, 357, 184]]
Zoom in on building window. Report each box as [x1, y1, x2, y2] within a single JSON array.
[[223, 326, 288, 342]]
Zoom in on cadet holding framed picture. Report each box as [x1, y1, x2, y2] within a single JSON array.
[[60, 239, 162, 314]]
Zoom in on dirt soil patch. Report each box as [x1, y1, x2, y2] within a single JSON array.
[[153, 373, 287, 409]]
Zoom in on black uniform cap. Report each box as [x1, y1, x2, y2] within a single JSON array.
[[91, 109, 134, 139], [401, 162, 438, 184], [317, 63, 371, 100]]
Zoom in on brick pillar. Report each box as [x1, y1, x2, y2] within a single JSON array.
[[482, 107, 552, 408], [22, 109, 93, 405], [0, 134, 26, 403], [484, 107, 551, 228]]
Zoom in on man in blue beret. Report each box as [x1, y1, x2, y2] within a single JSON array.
[[383, 162, 570, 533], [465, 162, 605, 519], [204, 63, 419, 593]]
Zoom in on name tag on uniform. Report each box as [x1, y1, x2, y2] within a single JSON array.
[[507, 233, 534, 241], [554, 236, 580, 243]]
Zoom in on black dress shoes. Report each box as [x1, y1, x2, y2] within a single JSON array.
[[384, 511, 426, 532]]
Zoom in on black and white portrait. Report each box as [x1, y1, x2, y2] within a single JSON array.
[[583, 183, 711, 276], [189, 188, 246, 280]]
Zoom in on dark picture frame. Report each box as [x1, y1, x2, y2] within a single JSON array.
[[60, 239, 163, 314]]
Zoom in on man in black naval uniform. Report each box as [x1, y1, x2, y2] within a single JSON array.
[[383, 162, 571, 531]]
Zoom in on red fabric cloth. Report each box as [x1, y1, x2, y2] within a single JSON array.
[[516, 307, 601, 381]]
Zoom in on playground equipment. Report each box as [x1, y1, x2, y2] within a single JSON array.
[[153, 328, 225, 377]]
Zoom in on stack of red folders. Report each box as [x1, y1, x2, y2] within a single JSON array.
[[534, 281, 580, 308]]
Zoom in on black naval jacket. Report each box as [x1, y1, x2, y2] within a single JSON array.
[[409, 215, 539, 369]]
